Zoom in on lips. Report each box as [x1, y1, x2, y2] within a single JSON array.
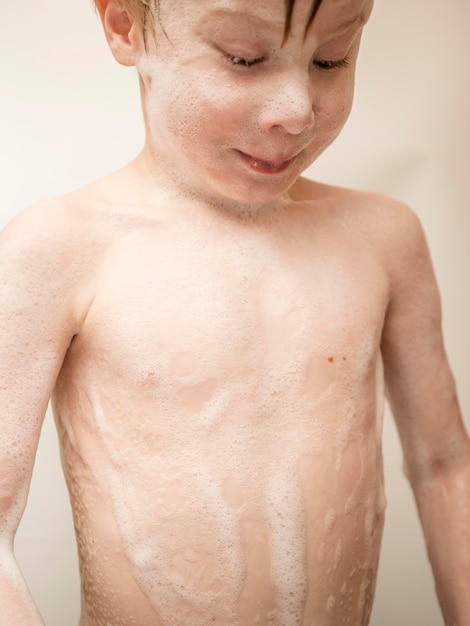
[[237, 150, 296, 175]]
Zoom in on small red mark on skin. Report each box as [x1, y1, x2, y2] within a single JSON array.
[[328, 357, 334, 363], [143, 371, 159, 386]]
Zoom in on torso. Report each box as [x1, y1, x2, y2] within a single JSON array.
[[52, 176, 390, 625]]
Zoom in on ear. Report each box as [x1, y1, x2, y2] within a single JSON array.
[[96, 0, 142, 67]]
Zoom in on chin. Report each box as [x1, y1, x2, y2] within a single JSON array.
[[207, 170, 300, 207]]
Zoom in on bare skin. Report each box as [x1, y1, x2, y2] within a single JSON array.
[[1, 0, 469, 624], [49, 171, 392, 626], [1, 162, 470, 626], [7, 170, 393, 625]]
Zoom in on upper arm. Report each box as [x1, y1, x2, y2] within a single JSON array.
[[380, 202, 469, 484], [0, 203, 80, 538]]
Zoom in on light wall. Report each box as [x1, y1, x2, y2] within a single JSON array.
[[1, 1, 469, 625]]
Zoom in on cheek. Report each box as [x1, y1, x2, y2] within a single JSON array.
[[164, 78, 253, 145], [316, 79, 355, 133]]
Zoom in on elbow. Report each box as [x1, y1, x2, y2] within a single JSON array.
[[404, 439, 470, 495]]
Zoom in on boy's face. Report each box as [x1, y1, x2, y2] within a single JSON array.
[[134, 0, 373, 207]]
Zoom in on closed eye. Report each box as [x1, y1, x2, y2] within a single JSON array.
[[223, 52, 265, 68], [314, 57, 350, 71]]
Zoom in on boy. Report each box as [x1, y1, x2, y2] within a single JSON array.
[[1, 0, 469, 624]]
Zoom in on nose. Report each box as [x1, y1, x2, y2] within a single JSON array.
[[258, 71, 314, 136]]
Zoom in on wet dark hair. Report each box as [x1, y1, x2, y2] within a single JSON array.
[[283, 0, 325, 42], [104, 0, 326, 42]]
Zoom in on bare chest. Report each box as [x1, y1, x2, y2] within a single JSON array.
[[64, 222, 389, 413], [54, 221, 388, 625]]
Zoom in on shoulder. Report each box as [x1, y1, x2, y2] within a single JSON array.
[[295, 176, 417, 219], [0, 191, 115, 329], [345, 188, 426, 255], [338, 187, 432, 289], [0, 192, 104, 276], [1, 167, 144, 261], [1, 197, 80, 263], [294, 176, 427, 253]]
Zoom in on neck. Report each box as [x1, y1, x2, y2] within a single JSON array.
[[132, 147, 294, 222]]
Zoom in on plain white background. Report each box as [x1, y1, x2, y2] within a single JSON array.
[[1, 1, 469, 624]]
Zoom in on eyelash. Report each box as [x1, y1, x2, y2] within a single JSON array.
[[222, 52, 350, 71], [315, 57, 350, 71], [223, 53, 265, 68]]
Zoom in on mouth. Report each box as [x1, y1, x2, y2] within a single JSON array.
[[236, 150, 296, 175]]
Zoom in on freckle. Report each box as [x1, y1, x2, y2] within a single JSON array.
[[342, 356, 347, 361], [328, 356, 334, 363]]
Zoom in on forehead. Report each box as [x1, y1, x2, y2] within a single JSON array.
[[313, 0, 374, 23], [158, 0, 373, 30], [284, 0, 373, 41]]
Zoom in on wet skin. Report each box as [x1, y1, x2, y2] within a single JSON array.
[[4, 0, 468, 623], [50, 174, 389, 626], [50, 4, 384, 621]]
